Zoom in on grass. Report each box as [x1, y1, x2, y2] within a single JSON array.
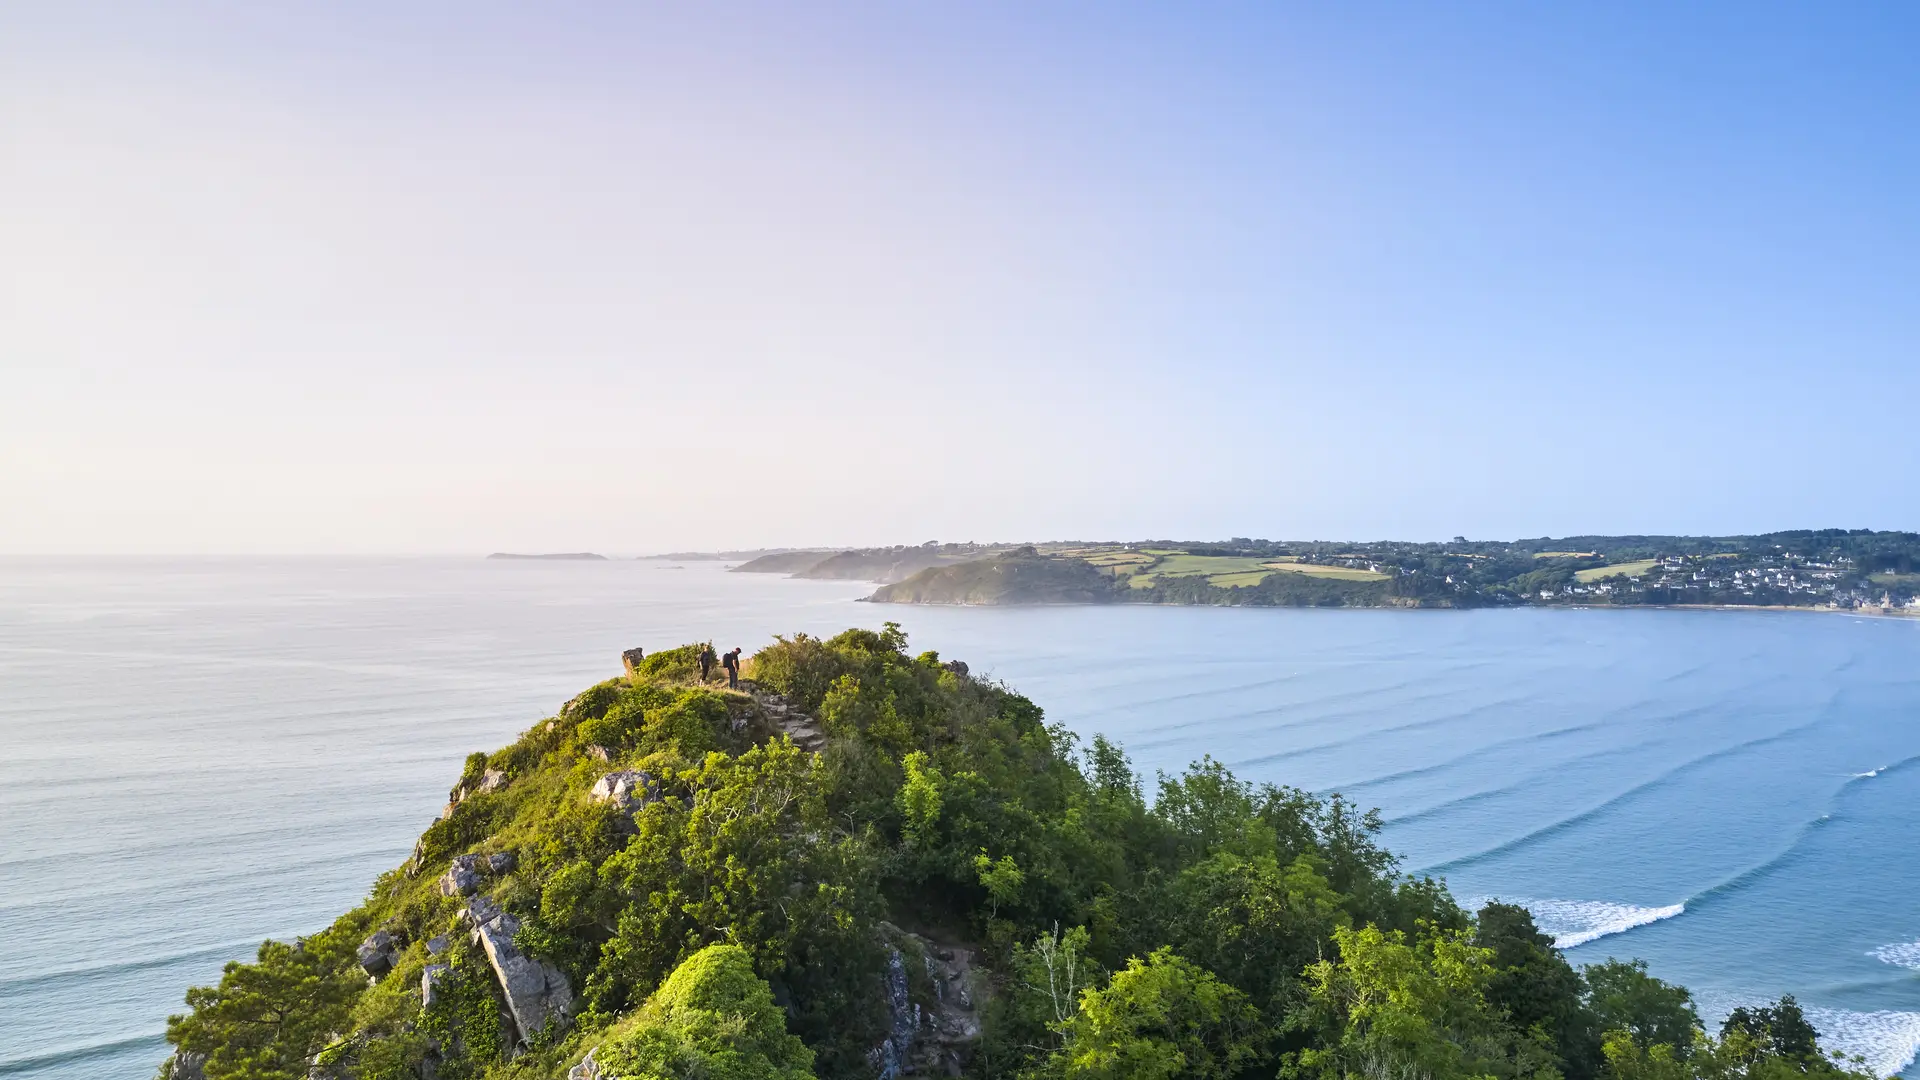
[[1144, 554, 1272, 577], [1534, 551, 1598, 559], [1262, 561, 1390, 582], [1208, 571, 1274, 588], [1869, 572, 1920, 587], [1575, 559, 1657, 582]]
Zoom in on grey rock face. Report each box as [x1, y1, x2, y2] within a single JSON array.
[[621, 647, 646, 675], [426, 935, 449, 956], [167, 1050, 208, 1080], [943, 660, 969, 678], [442, 769, 510, 819], [583, 743, 611, 762], [487, 852, 516, 874], [566, 1047, 604, 1080], [356, 930, 400, 978], [438, 854, 487, 897], [459, 897, 573, 1046], [870, 925, 985, 1079], [421, 963, 454, 1010], [589, 770, 659, 818]]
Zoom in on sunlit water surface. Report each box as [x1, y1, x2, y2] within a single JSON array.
[[3, 558, 1917, 1078]]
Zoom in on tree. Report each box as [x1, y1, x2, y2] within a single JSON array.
[[593, 943, 816, 1080], [1057, 948, 1267, 1080], [165, 938, 363, 1080], [1720, 997, 1819, 1066], [1289, 923, 1507, 1080], [1584, 959, 1698, 1057], [1476, 902, 1600, 1080]]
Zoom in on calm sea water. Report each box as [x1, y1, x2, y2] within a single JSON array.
[[3, 558, 1917, 1078]]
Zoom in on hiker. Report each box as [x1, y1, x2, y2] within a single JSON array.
[[698, 644, 716, 682], [723, 647, 741, 689]]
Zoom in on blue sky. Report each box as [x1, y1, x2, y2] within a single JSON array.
[[4, 3, 1916, 552]]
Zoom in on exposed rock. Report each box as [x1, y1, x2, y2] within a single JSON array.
[[421, 963, 454, 1010], [438, 855, 487, 897], [442, 769, 510, 819], [583, 744, 611, 762], [589, 770, 660, 820], [487, 852, 516, 874], [871, 925, 985, 1078], [459, 897, 573, 1046], [426, 935, 449, 956], [621, 647, 646, 675], [751, 690, 827, 753], [167, 1050, 208, 1080], [943, 660, 969, 678], [871, 948, 920, 1080], [567, 1047, 605, 1080], [356, 930, 400, 978]]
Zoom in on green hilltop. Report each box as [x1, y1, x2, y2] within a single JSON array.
[[162, 628, 1872, 1080]]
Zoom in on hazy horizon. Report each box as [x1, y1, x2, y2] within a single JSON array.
[[7, 4, 1917, 554]]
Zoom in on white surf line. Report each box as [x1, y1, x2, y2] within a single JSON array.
[[1466, 896, 1686, 949], [1872, 940, 1920, 970]]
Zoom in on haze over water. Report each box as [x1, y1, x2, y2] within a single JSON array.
[[3, 558, 1917, 1079]]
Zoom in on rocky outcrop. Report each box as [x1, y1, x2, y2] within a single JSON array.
[[459, 897, 573, 1046], [356, 930, 400, 978], [421, 963, 454, 1009], [870, 925, 984, 1078], [567, 1047, 605, 1080], [588, 769, 660, 832], [621, 648, 646, 675], [438, 855, 487, 897], [750, 689, 827, 753], [166, 1050, 208, 1080], [441, 769, 509, 820]]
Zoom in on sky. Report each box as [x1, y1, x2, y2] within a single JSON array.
[[4, 3, 1917, 554]]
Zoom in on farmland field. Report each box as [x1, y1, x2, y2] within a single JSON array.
[[1575, 559, 1657, 582], [1262, 561, 1391, 581]]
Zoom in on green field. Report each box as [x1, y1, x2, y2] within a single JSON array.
[[1263, 561, 1391, 582], [1534, 551, 1598, 559], [1575, 559, 1657, 582], [1208, 570, 1273, 588]]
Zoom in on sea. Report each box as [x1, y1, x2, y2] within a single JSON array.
[[2, 557, 1918, 1079]]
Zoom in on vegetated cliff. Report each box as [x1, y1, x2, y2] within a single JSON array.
[[731, 551, 837, 574], [159, 629, 1869, 1080], [869, 552, 1404, 607], [734, 547, 991, 584], [869, 551, 1119, 604]]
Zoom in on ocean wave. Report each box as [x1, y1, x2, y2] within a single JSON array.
[[1424, 717, 1825, 876], [0, 1032, 167, 1076], [1806, 1006, 1920, 1076], [1691, 993, 1920, 1079], [1872, 941, 1920, 970], [1473, 896, 1685, 949]]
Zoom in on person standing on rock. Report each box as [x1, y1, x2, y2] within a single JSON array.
[[723, 647, 742, 689], [698, 643, 716, 682]]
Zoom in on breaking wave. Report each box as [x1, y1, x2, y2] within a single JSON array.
[[1691, 992, 1920, 1079], [1872, 940, 1920, 970], [1472, 896, 1686, 949]]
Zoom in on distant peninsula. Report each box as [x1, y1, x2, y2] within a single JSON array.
[[486, 552, 609, 561], [722, 532, 1920, 611]]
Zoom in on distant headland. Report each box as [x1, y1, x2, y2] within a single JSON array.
[[485, 552, 609, 561], [720, 531, 1920, 612]]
